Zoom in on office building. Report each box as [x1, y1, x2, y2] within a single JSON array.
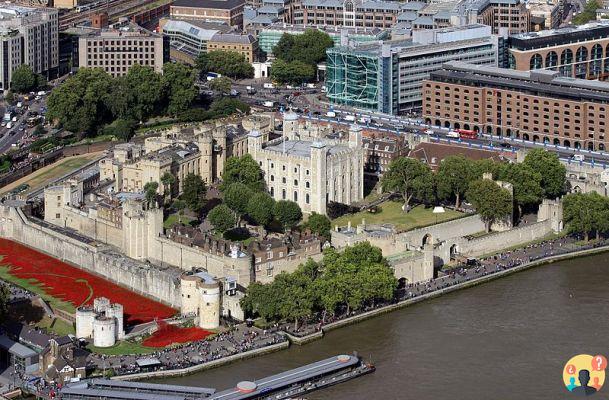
[[160, 18, 231, 60], [470, 0, 530, 35], [422, 61, 609, 151], [326, 24, 499, 115], [170, 0, 245, 28], [507, 21, 609, 80], [258, 23, 388, 56], [78, 24, 168, 77], [0, 5, 58, 90], [208, 32, 258, 62]]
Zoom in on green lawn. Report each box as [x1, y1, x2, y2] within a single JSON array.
[[0, 264, 76, 314], [87, 341, 157, 356], [332, 202, 464, 232], [163, 213, 194, 229], [38, 317, 75, 336]]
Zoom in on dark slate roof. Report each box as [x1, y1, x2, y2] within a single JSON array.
[[173, 0, 245, 10]]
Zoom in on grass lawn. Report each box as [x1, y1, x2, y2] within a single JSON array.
[[0, 153, 102, 195], [163, 213, 194, 229], [332, 201, 464, 232], [0, 264, 76, 314], [37, 317, 75, 336], [87, 341, 157, 356]]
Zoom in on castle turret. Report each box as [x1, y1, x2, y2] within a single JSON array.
[[348, 123, 362, 149], [198, 133, 214, 184], [310, 141, 327, 215], [247, 130, 263, 161], [283, 110, 299, 140]]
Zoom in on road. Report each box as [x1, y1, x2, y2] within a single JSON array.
[[228, 80, 609, 168]]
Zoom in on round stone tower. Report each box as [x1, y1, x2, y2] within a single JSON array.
[[93, 317, 116, 348], [75, 307, 96, 339]]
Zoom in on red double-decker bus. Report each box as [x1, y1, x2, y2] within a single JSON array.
[[456, 129, 478, 139]]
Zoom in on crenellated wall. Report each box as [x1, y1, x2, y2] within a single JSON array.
[[0, 204, 181, 308]]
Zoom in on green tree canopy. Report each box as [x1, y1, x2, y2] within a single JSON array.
[[563, 192, 609, 241], [498, 163, 543, 215], [436, 155, 475, 208], [161, 172, 176, 200], [46, 68, 114, 134], [162, 62, 198, 116], [246, 192, 275, 226], [273, 29, 334, 66], [273, 200, 303, 231], [572, 0, 601, 25], [209, 76, 232, 95], [221, 154, 265, 192], [11, 65, 40, 93], [270, 59, 315, 85], [143, 181, 159, 206], [382, 157, 434, 210], [208, 204, 236, 233], [305, 212, 331, 240], [181, 173, 207, 213], [202, 50, 254, 79], [523, 149, 566, 199], [466, 179, 513, 232], [223, 182, 253, 224]]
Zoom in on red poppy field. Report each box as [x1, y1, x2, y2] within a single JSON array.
[[142, 321, 213, 347], [0, 239, 176, 325]]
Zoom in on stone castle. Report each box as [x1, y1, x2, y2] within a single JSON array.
[[75, 297, 125, 348]]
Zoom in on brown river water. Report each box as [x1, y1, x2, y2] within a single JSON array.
[[155, 253, 609, 399]]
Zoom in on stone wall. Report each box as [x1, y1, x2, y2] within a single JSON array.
[[0, 204, 181, 308]]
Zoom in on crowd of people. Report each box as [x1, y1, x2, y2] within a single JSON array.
[[86, 325, 286, 376]]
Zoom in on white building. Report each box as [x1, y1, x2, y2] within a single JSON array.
[[75, 297, 125, 348], [248, 112, 364, 215], [0, 5, 59, 90]]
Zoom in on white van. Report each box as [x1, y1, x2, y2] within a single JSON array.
[[263, 83, 275, 89], [447, 130, 460, 138], [343, 115, 356, 122], [326, 111, 336, 118]]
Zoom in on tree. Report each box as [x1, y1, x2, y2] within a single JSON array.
[[209, 97, 250, 116], [273, 29, 334, 66], [563, 192, 609, 241], [523, 149, 566, 199], [11, 65, 37, 93], [205, 50, 254, 79], [306, 212, 331, 240], [181, 173, 206, 213], [209, 76, 232, 95], [143, 181, 159, 207], [273, 200, 303, 231], [466, 179, 513, 232], [161, 172, 176, 201], [573, 0, 601, 25], [246, 192, 275, 226], [162, 62, 198, 117], [382, 157, 434, 211], [208, 204, 236, 233], [195, 52, 209, 76], [4, 90, 15, 105], [223, 182, 253, 225], [172, 199, 187, 224], [498, 163, 543, 216], [436, 155, 474, 208], [123, 64, 164, 122], [221, 154, 265, 192], [47, 68, 114, 134], [270, 59, 315, 85]]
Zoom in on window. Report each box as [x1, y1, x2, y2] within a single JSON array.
[[305, 181, 310, 188], [267, 251, 273, 259], [55, 213, 60, 219], [294, 179, 298, 186]]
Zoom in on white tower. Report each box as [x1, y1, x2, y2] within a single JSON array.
[[283, 110, 299, 140], [310, 141, 328, 215]]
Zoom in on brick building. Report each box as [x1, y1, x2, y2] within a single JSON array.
[[507, 21, 609, 80], [207, 32, 258, 62], [422, 61, 609, 151]]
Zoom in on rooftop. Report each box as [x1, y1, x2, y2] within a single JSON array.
[[264, 139, 349, 158], [210, 32, 256, 44], [172, 0, 245, 10]]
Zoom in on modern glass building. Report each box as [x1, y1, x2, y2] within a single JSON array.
[[326, 24, 500, 115], [258, 23, 389, 56]]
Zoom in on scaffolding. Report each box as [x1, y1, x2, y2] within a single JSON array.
[[326, 47, 382, 111]]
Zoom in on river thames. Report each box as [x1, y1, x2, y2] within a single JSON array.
[[157, 252, 609, 399]]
